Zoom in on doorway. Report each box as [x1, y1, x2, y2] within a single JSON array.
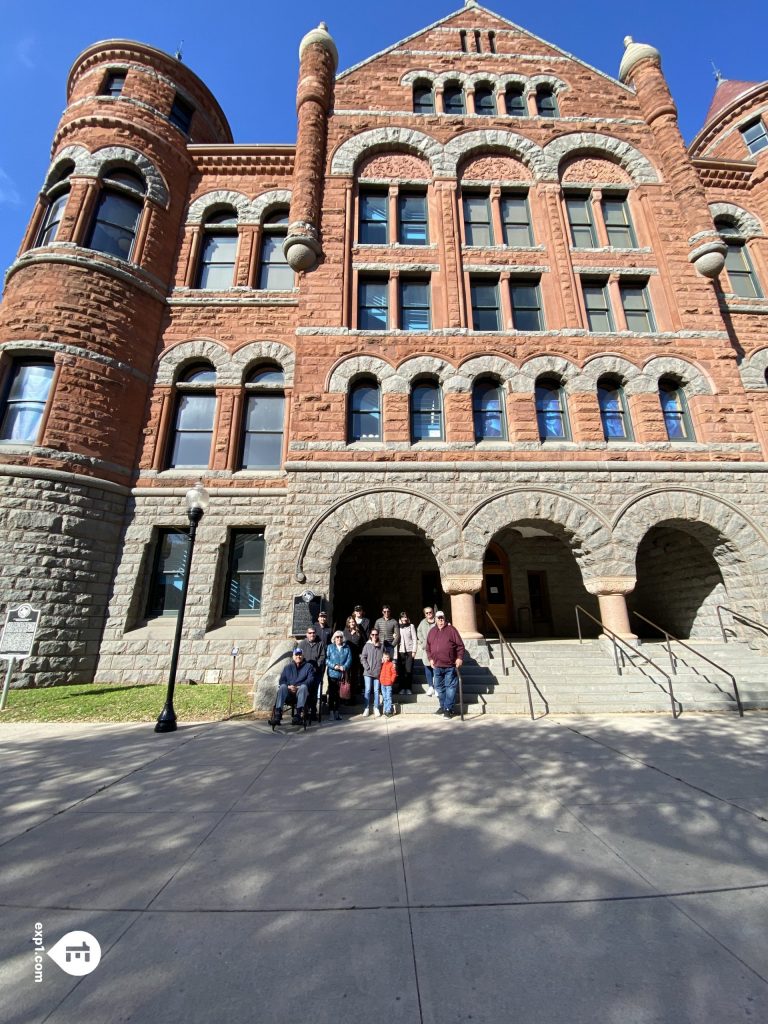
[[480, 542, 513, 633]]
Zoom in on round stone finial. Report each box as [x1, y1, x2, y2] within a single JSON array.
[[299, 22, 339, 70], [619, 36, 661, 83]]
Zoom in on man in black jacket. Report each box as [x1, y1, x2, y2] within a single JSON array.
[[298, 626, 326, 718], [269, 648, 315, 726]]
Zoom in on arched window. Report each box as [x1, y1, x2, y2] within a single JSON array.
[[197, 208, 238, 289], [36, 163, 73, 247], [535, 86, 558, 117], [659, 378, 694, 441], [715, 218, 763, 298], [504, 86, 526, 116], [241, 365, 285, 469], [473, 378, 506, 441], [348, 377, 381, 442], [535, 377, 569, 440], [413, 81, 435, 114], [597, 376, 632, 441], [258, 210, 293, 290], [86, 167, 146, 261], [443, 83, 466, 115], [411, 379, 443, 441], [168, 363, 216, 468], [474, 85, 496, 115], [0, 358, 55, 443]]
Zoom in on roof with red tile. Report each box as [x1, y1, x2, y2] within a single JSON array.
[[704, 79, 762, 125]]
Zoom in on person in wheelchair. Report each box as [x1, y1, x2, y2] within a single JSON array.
[[269, 647, 315, 727]]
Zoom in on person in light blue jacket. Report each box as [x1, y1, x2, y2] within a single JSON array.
[[326, 631, 352, 721]]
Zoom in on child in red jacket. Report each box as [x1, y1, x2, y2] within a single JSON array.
[[379, 651, 397, 717]]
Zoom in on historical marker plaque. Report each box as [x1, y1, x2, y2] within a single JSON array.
[[291, 592, 325, 637], [0, 605, 41, 660]]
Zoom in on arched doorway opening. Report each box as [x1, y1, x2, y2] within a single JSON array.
[[629, 523, 728, 639], [331, 521, 444, 631], [480, 524, 599, 637]]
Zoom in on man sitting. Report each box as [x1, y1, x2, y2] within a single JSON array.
[[269, 647, 315, 726]]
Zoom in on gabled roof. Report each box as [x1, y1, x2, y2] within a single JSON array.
[[337, 3, 631, 93], [703, 78, 764, 126]]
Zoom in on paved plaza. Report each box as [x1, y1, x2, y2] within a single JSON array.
[[1, 712, 767, 1023]]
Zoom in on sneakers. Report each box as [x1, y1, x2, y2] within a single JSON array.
[[434, 706, 445, 715], [375, 707, 382, 717], [426, 685, 434, 697], [444, 708, 454, 719], [385, 709, 395, 717], [362, 707, 371, 717]]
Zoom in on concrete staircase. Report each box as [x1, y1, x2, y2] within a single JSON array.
[[394, 637, 768, 717]]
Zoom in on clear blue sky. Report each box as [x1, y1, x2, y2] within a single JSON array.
[[1, 0, 766, 276]]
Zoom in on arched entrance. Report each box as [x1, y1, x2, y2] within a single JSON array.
[[629, 523, 728, 639], [480, 525, 600, 637], [331, 522, 444, 630]]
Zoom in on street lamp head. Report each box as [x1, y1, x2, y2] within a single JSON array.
[[185, 481, 210, 515]]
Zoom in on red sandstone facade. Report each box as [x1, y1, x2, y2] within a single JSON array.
[[0, 5, 766, 698]]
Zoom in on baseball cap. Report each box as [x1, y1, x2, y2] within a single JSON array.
[[292, 647, 303, 655]]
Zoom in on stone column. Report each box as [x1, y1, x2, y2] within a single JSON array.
[[442, 575, 483, 639], [584, 576, 637, 641], [283, 23, 338, 273]]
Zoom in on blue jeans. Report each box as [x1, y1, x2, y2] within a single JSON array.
[[363, 675, 380, 711], [381, 685, 393, 713], [422, 662, 434, 690], [433, 666, 457, 712]]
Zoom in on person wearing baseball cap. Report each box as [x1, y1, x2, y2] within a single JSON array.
[[269, 647, 315, 727]]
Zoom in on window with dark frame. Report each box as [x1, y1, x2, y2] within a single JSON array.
[[470, 276, 501, 331], [400, 278, 431, 331], [36, 188, 70, 247], [168, 364, 216, 469], [358, 277, 389, 329], [463, 194, 493, 245], [565, 194, 598, 248], [504, 86, 526, 116], [241, 366, 285, 470], [535, 378, 569, 440], [582, 279, 614, 332], [413, 83, 435, 114], [597, 378, 632, 441], [411, 380, 443, 441], [146, 528, 189, 617], [722, 243, 763, 298], [258, 210, 293, 290], [620, 281, 656, 332], [659, 378, 694, 441], [169, 93, 194, 135], [101, 71, 126, 98], [601, 195, 638, 248], [741, 119, 768, 156], [501, 193, 534, 246], [398, 192, 428, 245], [86, 168, 145, 262], [473, 378, 506, 441], [224, 530, 265, 616], [535, 87, 558, 117], [349, 377, 381, 441], [443, 84, 465, 114], [359, 190, 388, 244], [197, 209, 238, 289], [509, 278, 544, 330], [474, 85, 496, 115], [0, 359, 55, 444]]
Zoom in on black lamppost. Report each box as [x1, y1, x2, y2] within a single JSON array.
[[155, 480, 210, 733]]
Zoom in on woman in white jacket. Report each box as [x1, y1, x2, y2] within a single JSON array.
[[397, 611, 418, 695]]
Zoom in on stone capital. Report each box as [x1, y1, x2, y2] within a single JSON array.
[[442, 575, 483, 596], [584, 575, 636, 596]]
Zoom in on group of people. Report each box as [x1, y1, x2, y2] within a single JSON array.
[[269, 603, 466, 727]]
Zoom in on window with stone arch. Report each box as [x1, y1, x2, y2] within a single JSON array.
[[597, 375, 633, 441], [413, 80, 435, 114], [348, 375, 382, 442], [535, 86, 558, 117], [258, 208, 294, 290], [240, 363, 285, 469], [504, 84, 526, 116], [36, 162, 74, 248], [196, 207, 239, 289], [0, 357, 56, 444], [535, 376, 570, 441], [86, 166, 147, 262], [474, 83, 496, 116], [658, 377, 695, 442], [167, 362, 217, 469], [714, 216, 764, 299], [410, 377, 443, 442], [473, 377, 507, 441], [443, 82, 466, 115]]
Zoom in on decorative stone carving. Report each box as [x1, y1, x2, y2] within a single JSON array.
[[358, 152, 431, 180], [459, 155, 531, 182], [331, 128, 449, 177], [444, 130, 548, 180], [442, 575, 483, 595], [561, 157, 631, 185], [544, 133, 659, 185], [583, 576, 637, 596]]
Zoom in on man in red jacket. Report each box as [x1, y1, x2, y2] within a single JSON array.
[[425, 611, 465, 719]]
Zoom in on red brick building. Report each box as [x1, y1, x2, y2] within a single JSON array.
[[1, 3, 766, 707]]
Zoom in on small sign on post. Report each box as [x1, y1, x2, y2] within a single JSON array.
[[0, 604, 41, 711]]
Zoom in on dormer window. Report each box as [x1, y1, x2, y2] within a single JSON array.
[[741, 118, 768, 156], [169, 93, 194, 135], [101, 71, 126, 98]]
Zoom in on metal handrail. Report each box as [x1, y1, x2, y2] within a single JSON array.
[[483, 610, 547, 720], [716, 605, 768, 644], [575, 605, 681, 718], [632, 611, 743, 718]]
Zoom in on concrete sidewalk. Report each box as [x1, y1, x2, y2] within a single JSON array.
[[1, 713, 767, 1023]]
